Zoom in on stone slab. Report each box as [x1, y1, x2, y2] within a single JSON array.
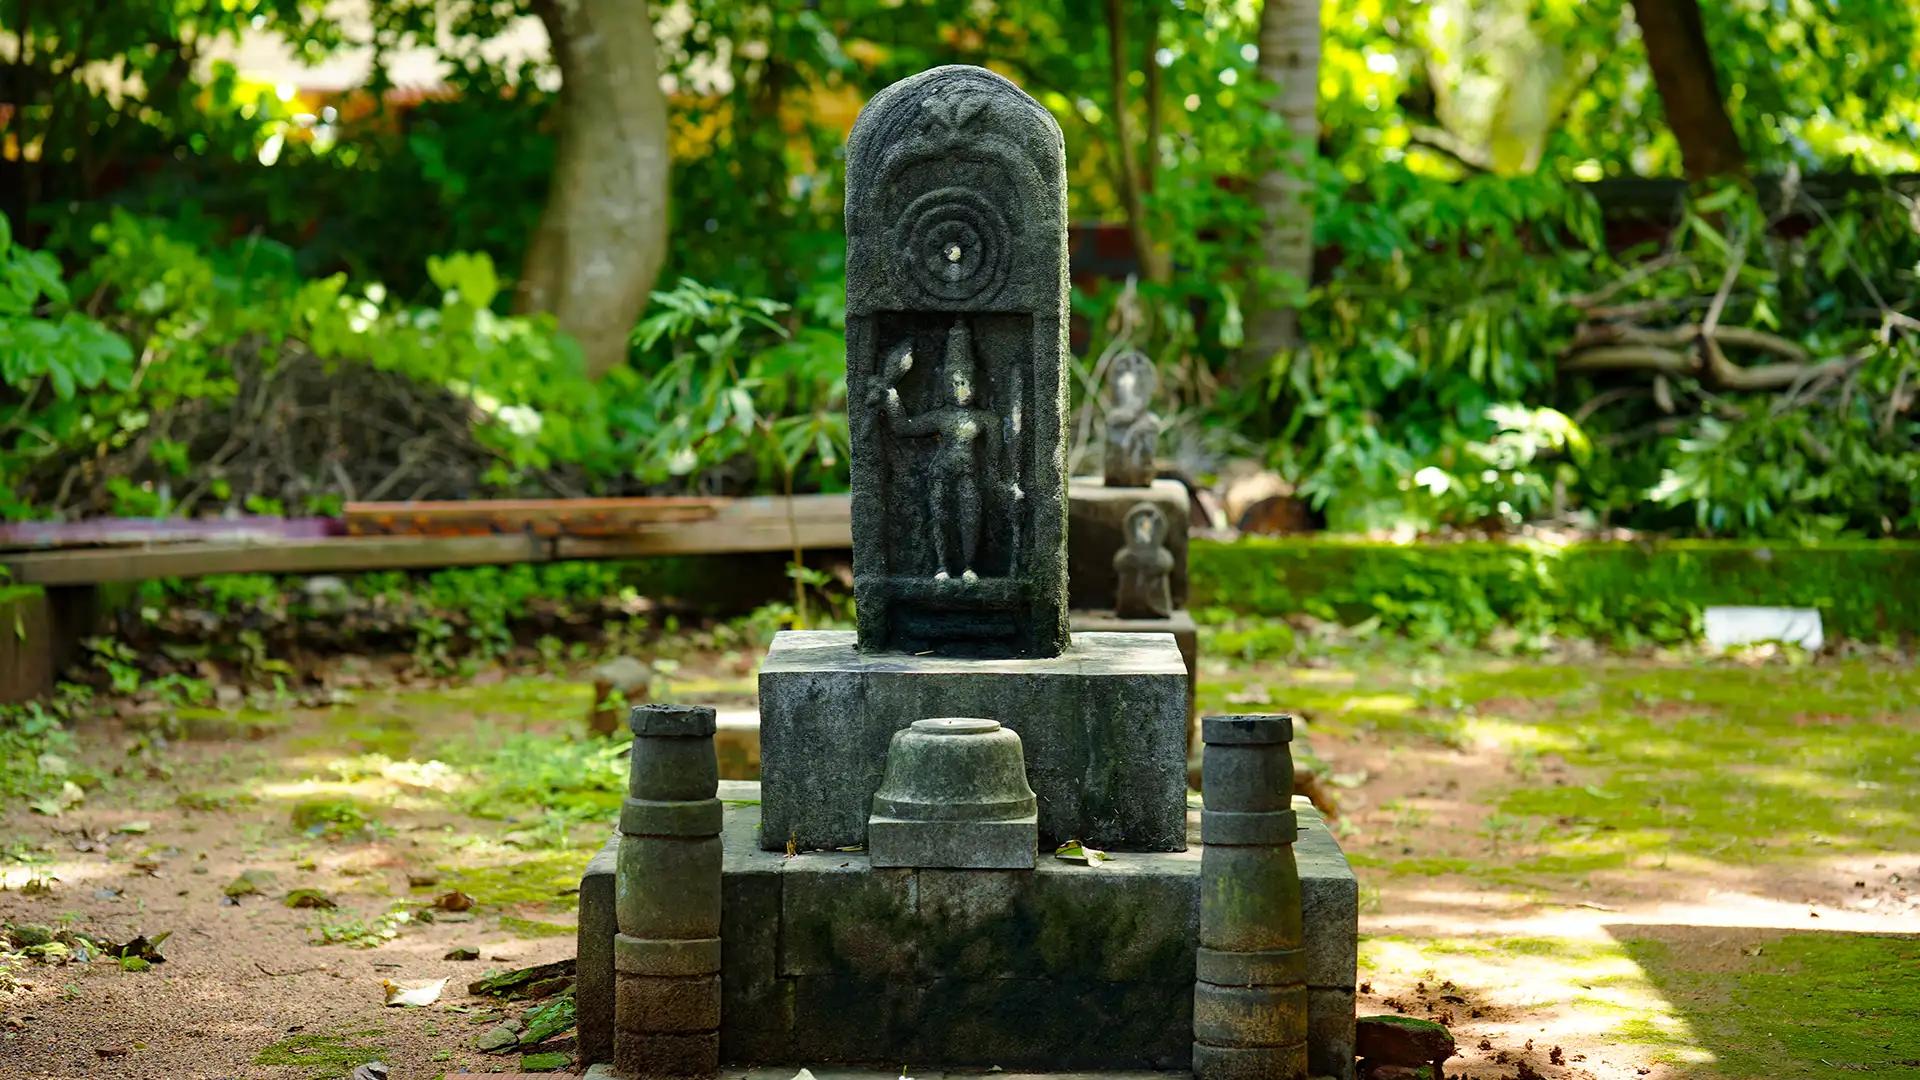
[[587, 1060, 1182, 1068], [1070, 608, 1198, 746], [1067, 477, 1189, 612], [579, 790, 1356, 1072], [1310, 986, 1358, 1080], [869, 813, 1038, 869], [575, 828, 618, 1066], [758, 630, 1188, 853]]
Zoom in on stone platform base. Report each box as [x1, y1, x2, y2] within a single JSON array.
[[759, 630, 1189, 853], [583, 1060, 1182, 1068], [580, 783, 1357, 1078]]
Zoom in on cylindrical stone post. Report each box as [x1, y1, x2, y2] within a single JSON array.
[[614, 704, 721, 1078], [1193, 713, 1308, 1080]]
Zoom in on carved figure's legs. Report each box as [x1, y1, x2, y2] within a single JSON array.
[[928, 477, 951, 580], [957, 477, 981, 583]]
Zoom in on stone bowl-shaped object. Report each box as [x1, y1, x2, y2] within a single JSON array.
[[872, 718, 1037, 822]]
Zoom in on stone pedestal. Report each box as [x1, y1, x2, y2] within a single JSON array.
[[1067, 477, 1188, 612], [578, 788, 1355, 1076], [758, 630, 1188, 853], [868, 718, 1039, 869]]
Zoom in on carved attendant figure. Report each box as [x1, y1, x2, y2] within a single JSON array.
[[1113, 501, 1174, 618], [869, 319, 999, 583]]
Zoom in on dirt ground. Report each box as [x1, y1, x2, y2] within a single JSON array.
[[1, 646, 1916, 1079]]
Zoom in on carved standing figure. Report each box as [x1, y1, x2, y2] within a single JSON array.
[[869, 319, 1000, 583], [1103, 349, 1161, 488], [1113, 502, 1174, 618]]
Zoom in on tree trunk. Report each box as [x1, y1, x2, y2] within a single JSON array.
[[516, 0, 670, 378], [1628, 0, 1746, 179], [1104, 0, 1171, 287], [1243, 0, 1321, 373]]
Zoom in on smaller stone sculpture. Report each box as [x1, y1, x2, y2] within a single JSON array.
[[868, 717, 1038, 869], [1103, 349, 1161, 488], [1112, 502, 1174, 619]]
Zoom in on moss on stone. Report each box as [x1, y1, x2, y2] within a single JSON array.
[[252, 1028, 386, 1079]]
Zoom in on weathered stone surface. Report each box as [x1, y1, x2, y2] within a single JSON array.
[[612, 1028, 719, 1078], [588, 657, 651, 736], [1069, 608, 1198, 746], [868, 815, 1037, 869], [1195, 714, 1308, 1080], [575, 831, 618, 1065], [1113, 503, 1175, 619], [846, 65, 1070, 659], [614, 702, 720, 1078], [1309, 988, 1358, 1080], [868, 718, 1038, 869], [1103, 349, 1162, 488], [1298, 803, 1360, 1000], [1067, 477, 1189, 612], [613, 969, 720, 1032], [759, 630, 1187, 852], [577, 792, 1360, 1071], [871, 718, 1038, 821], [1355, 1014, 1455, 1066]]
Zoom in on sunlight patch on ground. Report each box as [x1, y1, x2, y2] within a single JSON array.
[[1361, 931, 1714, 1067]]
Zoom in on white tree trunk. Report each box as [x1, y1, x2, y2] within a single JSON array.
[[1245, 0, 1321, 371], [516, 0, 670, 378]]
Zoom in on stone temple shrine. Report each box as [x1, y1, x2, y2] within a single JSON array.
[[578, 65, 1358, 1079]]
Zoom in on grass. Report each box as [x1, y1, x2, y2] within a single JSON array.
[[1622, 930, 1920, 1078], [1208, 654, 1920, 882]]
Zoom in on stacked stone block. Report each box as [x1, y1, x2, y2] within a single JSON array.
[[614, 704, 722, 1078], [1194, 714, 1309, 1080]]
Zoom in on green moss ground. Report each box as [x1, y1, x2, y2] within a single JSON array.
[[1622, 930, 1920, 1078], [1206, 644, 1920, 1076]]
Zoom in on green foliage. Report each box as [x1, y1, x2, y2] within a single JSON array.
[[1193, 536, 1920, 646], [0, 690, 85, 803], [2, 213, 847, 518], [622, 278, 847, 492], [3, 0, 1917, 542]]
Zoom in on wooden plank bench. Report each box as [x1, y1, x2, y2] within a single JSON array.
[[0, 495, 853, 701]]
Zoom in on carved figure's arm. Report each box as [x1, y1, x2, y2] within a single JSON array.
[[885, 391, 939, 437]]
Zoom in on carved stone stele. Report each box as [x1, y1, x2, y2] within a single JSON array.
[[845, 64, 1070, 659]]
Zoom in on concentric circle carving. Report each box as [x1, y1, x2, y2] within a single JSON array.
[[890, 186, 1012, 303]]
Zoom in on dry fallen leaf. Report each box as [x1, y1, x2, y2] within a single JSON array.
[[1054, 840, 1109, 865], [383, 976, 448, 1007]]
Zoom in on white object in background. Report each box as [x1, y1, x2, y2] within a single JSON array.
[[1703, 606, 1824, 651]]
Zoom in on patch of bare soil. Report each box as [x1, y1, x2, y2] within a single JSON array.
[[0, 696, 596, 1078]]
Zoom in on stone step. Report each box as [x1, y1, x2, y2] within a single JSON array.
[[583, 1060, 1182, 1068]]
